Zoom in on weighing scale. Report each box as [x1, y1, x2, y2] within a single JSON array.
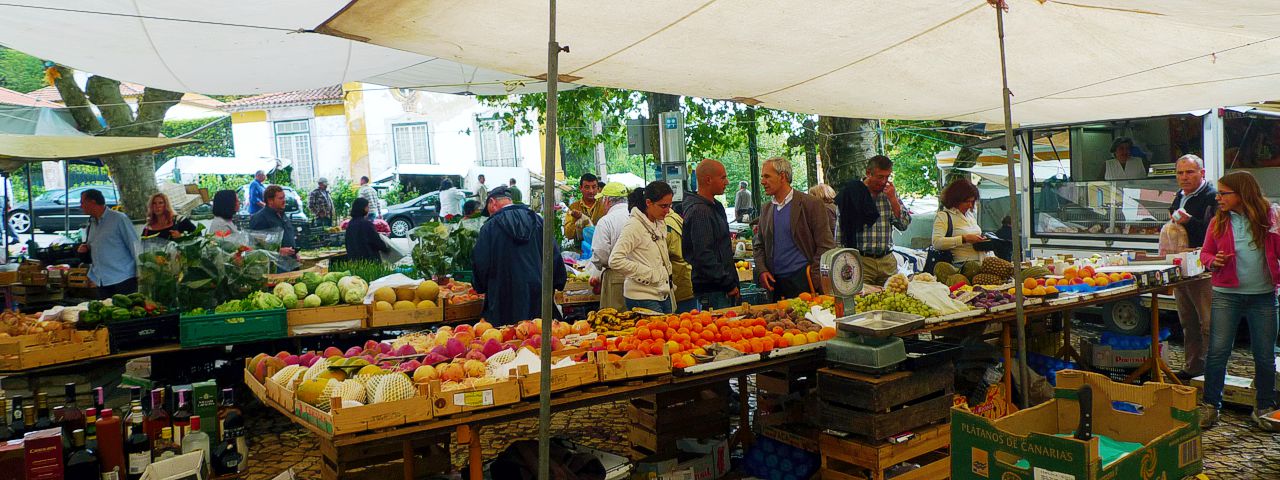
[[826, 310, 923, 373], [819, 248, 864, 315]]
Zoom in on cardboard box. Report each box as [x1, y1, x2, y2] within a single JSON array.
[[1190, 374, 1258, 407], [630, 437, 729, 480], [22, 428, 62, 480], [952, 370, 1201, 480], [191, 380, 219, 437], [0, 440, 24, 480], [1082, 339, 1167, 369]]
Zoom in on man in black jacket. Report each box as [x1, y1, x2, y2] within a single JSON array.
[[836, 156, 910, 286], [473, 186, 566, 326], [1170, 154, 1216, 381], [683, 160, 739, 309]]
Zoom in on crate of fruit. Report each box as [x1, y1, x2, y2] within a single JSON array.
[[367, 279, 445, 327], [293, 378, 433, 436], [180, 296, 287, 347], [427, 377, 521, 417], [511, 353, 599, 398], [0, 328, 109, 370], [596, 350, 672, 383], [286, 305, 368, 334]]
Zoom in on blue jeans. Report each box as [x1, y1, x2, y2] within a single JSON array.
[[1203, 291, 1279, 410], [625, 298, 672, 314], [674, 298, 700, 314], [697, 291, 735, 311]]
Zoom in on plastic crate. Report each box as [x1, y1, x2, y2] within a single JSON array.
[[179, 308, 287, 347], [902, 338, 964, 371], [450, 270, 473, 283], [107, 313, 180, 353], [739, 285, 769, 305]]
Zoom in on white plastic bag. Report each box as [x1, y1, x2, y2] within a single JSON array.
[[378, 233, 407, 264], [906, 281, 970, 315], [1158, 222, 1189, 255]]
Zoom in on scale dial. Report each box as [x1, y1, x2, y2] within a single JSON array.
[[820, 248, 864, 297]]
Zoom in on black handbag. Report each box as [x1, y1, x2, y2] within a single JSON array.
[[922, 212, 955, 274]]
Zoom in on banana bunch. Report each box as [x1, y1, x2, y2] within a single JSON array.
[[588, 308, 639, 335]]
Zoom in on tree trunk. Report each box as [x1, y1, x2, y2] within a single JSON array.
[[819, 116, 880, 187], [52, 67, 182, 219], [803, 118, 818, 187], [746, 107, 760, 212], [645, 92, 681, 168]]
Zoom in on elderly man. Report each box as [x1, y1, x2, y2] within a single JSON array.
[[1170, 154, 1217, 381], [76, 189, 140, 298], [684, 159, 739, 310], [309, 177, 335, 227], [358, 176, 381, 219], [473, 185, 566, 325], [564, 173, 606, 247], [248, 170, 267, 214], [249, 185, 298, 269], [836, 155, 910, 287], [753, 157, 837, 301], [588, 182, 631, 310], [734, 181, 753, 222]]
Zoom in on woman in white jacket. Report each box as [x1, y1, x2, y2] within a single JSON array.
[[609, 181, 676, 313], [931, 178, 991, 264]]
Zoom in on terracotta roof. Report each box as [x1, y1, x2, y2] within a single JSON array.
[[26, 83, 224, 109], [0, 87, 62, 108], [221, 85, 345, 111]]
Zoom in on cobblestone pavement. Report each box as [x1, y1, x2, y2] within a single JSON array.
[[241, 318, 1280, 479]]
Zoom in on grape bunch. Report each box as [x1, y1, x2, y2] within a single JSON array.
[[853, 292, 937, 317]]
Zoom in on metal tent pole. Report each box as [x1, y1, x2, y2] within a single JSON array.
[[995, 2, 1032, 408], [539, 0, 563, 477], [3, 174, 9, 263], [64, 161, 70, 234], [24, 164, 33, 246]]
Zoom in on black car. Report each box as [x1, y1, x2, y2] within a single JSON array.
[[382, 192, 438, 238], [8, 185, 119, 234]]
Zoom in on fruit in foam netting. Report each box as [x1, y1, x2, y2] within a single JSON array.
[[413, 365, 439, 382]]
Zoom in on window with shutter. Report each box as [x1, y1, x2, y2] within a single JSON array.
[[274, 120, 315, 189], [392, 123, 433, 165]]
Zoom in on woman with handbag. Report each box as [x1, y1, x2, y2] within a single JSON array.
[[931, 178, 989, 265]]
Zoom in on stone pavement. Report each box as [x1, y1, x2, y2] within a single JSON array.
[[241, 321, 1280, 479]]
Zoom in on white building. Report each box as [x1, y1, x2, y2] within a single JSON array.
[[222, 83, 545, 196]]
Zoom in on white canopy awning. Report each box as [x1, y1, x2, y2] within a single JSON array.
[[317, 0, 1280, 124], [0, 1, 571, 95], [155, 155, 290, 182]]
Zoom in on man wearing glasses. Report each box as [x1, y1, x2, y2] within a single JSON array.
[[1169, 154, 1217, 381]]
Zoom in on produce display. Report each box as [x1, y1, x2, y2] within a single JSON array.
[[411, 221, 477, 279], [884, 273, 909, 293], [955, 287, 1015, 309], [371, 280, 440, 311], [934, 257, 1017, 289], [273, 271, 368, 309], [187, 291, 284, 315], [0, 310, 67, 337], [139, 231, 277, 311], [853, 291, 937, 317], [77, 293, 170, 329], [441, 280, 483, 305], [587, 308, 640, 336], [735, 260, 752, 273]]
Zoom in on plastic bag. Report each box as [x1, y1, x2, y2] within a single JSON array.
[[242, 227, 301, 272], [1158, 222, 1189, 255], [378, 233, 407, 264], [137, 240, 181, 308], [906, 280, 970, 315]]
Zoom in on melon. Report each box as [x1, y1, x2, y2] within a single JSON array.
[[393, 300, 416, 311], [338, 380, 367, 404], [296, 378, 342, 410], [395, 287, 416, 302], [370, 373, 416, 403], [301, 357, 334, 381], [416, 280, 440, 302], [373, 287, 396, 304], [270, 365, 305, 386], [374, 301, 394, 312], [417, 300, 437, 310], [356, 365, 385, 376]]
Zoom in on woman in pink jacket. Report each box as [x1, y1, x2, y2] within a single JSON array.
[[1198, 171, 1280, 430]]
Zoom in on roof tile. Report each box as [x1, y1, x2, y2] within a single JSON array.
[[222, 85, 345, 111]]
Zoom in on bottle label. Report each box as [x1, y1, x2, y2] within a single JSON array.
[[128, 452, 151, 474], [102, 469, 120, 480]]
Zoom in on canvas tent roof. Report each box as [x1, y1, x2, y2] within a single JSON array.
[[0, 134, 197, 169], [0, 0, 572, 96], [318, 0, 1280, 125]]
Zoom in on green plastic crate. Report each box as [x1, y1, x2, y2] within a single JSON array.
[[179, 308, 287, 347], [450, 270, 474, 283]]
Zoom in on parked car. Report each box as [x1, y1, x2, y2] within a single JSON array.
[[7, 185, 119, 234], [383, 189, 478, 238]]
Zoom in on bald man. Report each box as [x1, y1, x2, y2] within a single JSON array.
[[682, 159, 739, 309]]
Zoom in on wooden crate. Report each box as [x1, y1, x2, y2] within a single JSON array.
[[17, 260, 45, 286], [427, 378, 521, 417], [820, 394, 953, 442], [819, 423, 950, 480], [0, 328, 109, 370], [628, 384, 731, 457], [595, 350, 671, 382], [817, 366, 954, 412], [294, 383, 433, 437], [0, 271, 17, 285], [266, 375, 300, 413], [443, 300, 483, 322], [319, 433, 450, 480], [367, 305, 443, 328], [66, 268, 90, 288], [511, 357, 599, 398], [243, 366, 268, 402], [287, 304, 369, 333], [554, 291, 600, 305]]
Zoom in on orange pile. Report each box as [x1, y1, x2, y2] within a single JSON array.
[[607, 309, 838, 368]]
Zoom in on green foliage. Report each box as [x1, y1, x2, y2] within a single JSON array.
[[881, 120, 964, 197], [156, 117, 234, 166], [195, 174, 251, 199], [477, 87, 644, 154], [380, 181, 417, 206], [328, 178, 359, 219], [0, 48, 46, 94]]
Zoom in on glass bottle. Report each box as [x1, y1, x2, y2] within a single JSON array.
[[153, 427, 181, 462], [217, 389, 247, 472], [85, 407, 98, 450], [93, 386, 106, 413], [216, 388, 242, 442], [65, 428, 100, 479], [60, 382, 86, 434], [21, 404, 35, 434], [180, 416, 211, 476], [211, 435, 242, 476], [8, 395, 23, 440], [96, 408, 125, 480], [33, 392, 52, 430], [171, 390, 192, 433], [143, 389, 169, 447], [125, 408, 150, 480], [0, 398, 10, 441]]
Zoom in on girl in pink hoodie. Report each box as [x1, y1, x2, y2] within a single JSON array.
[[1197, 171, 1280, 430]]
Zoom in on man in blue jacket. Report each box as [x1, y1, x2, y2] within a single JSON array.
[[472, 185, 566, 325]]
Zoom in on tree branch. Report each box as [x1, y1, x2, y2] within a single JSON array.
[[51, 65, 101, 134], [85, 75, 134, 132], [133, 87, 183, 137]]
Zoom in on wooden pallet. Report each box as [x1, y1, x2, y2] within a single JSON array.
[[819, 423, 950, 480]]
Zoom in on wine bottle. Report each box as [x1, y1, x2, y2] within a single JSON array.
[[171, 390, 192, 433], [143, 389, 169, 448], [211, 436, 242, 476], [0, 398, 11, 441], [93, 386, 106, 413], [21, 405, 35, 435], [97, 408, 125, 480], [66, 428, 100, 479], [85, 407, 98, 450], [180, 416, 211, 476], [9, 395, 24, 440], [153, 427, 181, 462], [33, 392, 52, 430], [217, 390, 247, 472], [125, 410, 150, 480], [61, 382, 86, 435]]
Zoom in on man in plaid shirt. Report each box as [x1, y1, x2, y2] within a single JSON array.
[[309, 177, 335, 227], [836, 155, 910, 286]]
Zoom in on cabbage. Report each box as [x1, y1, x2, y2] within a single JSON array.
[[254, 292, 283, 310], [344, 289, 365, 305], [273, 283, 295, 300], [315, 282, 340, 306], [303, 294, 322, 308], [301, 272, 323, 292], [323, 272, 343, 284], [282, 292, 299, 309], [293, 282, 309, 298], [337, 276, 369, 304]]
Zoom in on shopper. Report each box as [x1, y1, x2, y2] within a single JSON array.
[[1170, 154, 1217, 381], [344, 198, 389, 262], [248, 185, 298, 262], [439, 179, 463, 219], [208, 190, 241, 235], [564, 173, 606, 247], [1198, 170, 1280, 430], [141, 193, 196, 241], [474, 174, 489, 207], [460, 200, 485, 231], [665, 210, 697, 313], [247, 170, 266, 214], [808, 183, 839, 239], [507, 178, 523, 204], [683, 159, 738, 310], [308, 177, 335, 227], [472, 185, 566, 325], [754, 157, 837, 301], [734, 181, 753, 222], [609, 182, 676, 313], [931, 178, 990, 264], [76, 189, 139, 298], [3, 198, 18, 244], [588, 183, 631, 311], [835, 155, 910, 287], [358, 176, 381, 219]]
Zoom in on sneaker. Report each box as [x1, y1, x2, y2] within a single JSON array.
[[1251, 406, 1279, 432], [1198, 403, 1219, 429], [1175, 370, 1202, 383]]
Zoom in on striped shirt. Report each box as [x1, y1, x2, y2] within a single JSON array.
[[856, 192, 910, 257]]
